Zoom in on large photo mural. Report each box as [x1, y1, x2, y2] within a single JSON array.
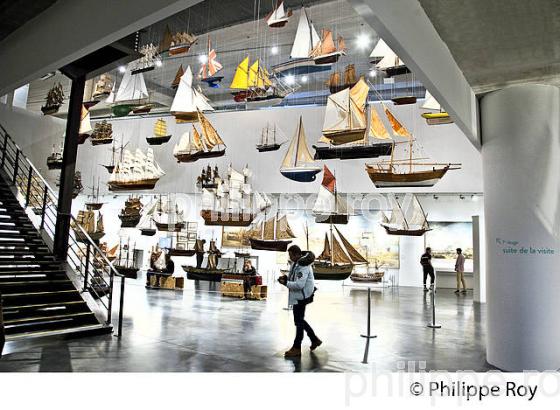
[[425, 222, 473, 271]]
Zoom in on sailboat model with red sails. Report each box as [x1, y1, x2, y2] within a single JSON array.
[[312, 166, 349, 225]]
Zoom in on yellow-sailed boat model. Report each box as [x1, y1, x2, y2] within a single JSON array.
[[280, 116, 322, 182], [170, 66, 214, 122], [173, 111, 226, 162], [146, 119, 172, 145], [421, 90, 453, 125], [381, 194, 430, 236], [365, 107, 460, 187]]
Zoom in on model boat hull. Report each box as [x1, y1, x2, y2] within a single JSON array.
[[322, 128, 367, 145], [155, 221, 185, 232], [382, 225, 430, 236], [256, 143, 281, 152], [174, 149, 226, 163], [119, 214, 141, 228], [131, 66, 155, 75], [182, 266, 228, 282], [168, 44, 192, 56], [111, 104, 133, 117], [267, 19, 289, 28], [246, 96, 284, 109], [75, 231, 105, 243], [47, 160, 63, 170], [78, 134, 89, 145], [172, 111, 199, 123], [391, 96, 417, 105], [201, 76, 224, 88], [85, 203, 104, 211], [132, 105, 153, 114], [169, 249, 196, 257], [422, 112, 453, 125], [146, 135, 172, 145], [350, 271, 385, 283], [249, 238, 292, 252], [234, 251, 251, 258], [313, 213, 349, 225], [114, 266, 139, 279], [383, 65, 411, 77], [83, 100, 100, 110], [41, 105, 61, 115], [272, 58, 331, 76], [313, 51, 345, 65], [365, 166, 450, 188], [280, 167, 322, 182], [102, 165, 115, 174], [107, 179, 159, 191], [313, 263, 353, 280], [313, 143, 393, 160], [91, 138, 113, 146], [140, 228, 157, 236], [200, 210, 254, 227]]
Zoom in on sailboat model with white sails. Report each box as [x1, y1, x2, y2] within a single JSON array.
[[108, 148, 165, 191], [312, 166, 349, 225], [381, 194, 430, 236], [170, 66, 214, 122], [280, 116, 322, 182], [314, 225, 368, 280], [248, 211, 295, 252], [138, 199, 158, 236], [146, 119, 172, 145], [152, 195, 185, 232], [173, 111, 226, 162], [112, 65, 149, 117], [199, 37, 224, 87], [370, 39, 410, 78], [420, 90, 453, 125], [265, 0, 292, 28]]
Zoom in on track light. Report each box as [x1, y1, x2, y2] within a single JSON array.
[[355, 33, 372, 50], [198, 54, 208, 64], [301, 75, 308, 83], [270, 45, 279, 55], [369, 70, 377, 78], [118, 66, 126, 73]]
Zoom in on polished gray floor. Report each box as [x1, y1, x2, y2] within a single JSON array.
[[0, 279, 491, 372]]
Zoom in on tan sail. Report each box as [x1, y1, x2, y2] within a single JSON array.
[[276, 215, 296, 239], [332, 236, 352, 265], [335, 226, 367, 264], [172, 65, 184, 88], [295, 120, 315, 165], [318, 233, 331, 261], [263, 217, 276, 239], [326, 71, 340, 88], [310, 30, 336, 58], [198, 111, 225, 150], [369, 106, 391, 140], [344, 64, 356, 85], [192, 126, 204, 151], [384, 108, 411, 138]]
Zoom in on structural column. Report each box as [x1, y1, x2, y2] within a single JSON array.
[[481, 84, 560, 371]]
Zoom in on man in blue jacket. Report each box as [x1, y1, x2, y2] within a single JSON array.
[[279, 245, 322, 358]]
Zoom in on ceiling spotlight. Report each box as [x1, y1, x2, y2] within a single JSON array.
[[155, 59, 163, 68], [118, 66, 126, 73], [40, 72, 56, 81], [198, 54, 208, 64], [285, 75, 296, 86], [270, 45, 279, 55], [355, 33, 372, 50], [301, 75, 308, 83], [368, 70, 377, 78]]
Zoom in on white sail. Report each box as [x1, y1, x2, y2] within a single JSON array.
[[369, 38, 392, 63], [79, 108, 92, 135], [384, 195, 407, 230], [202, 188, 215, 210], [267, 1, 289, 26], [154, 251, 166, 270], [115, 66, 148, 102], [254, 192, 272, 211], [323, 88, 350, 131], [105, 83, 116, 104], [281, 117, 315, 168], [405, 195, 429, 229], [422, 90, 441, 111], [313, 185, 348, 214], [376, 45, 401, 70], [171, 66, 213, 113], [290, 8, 320, 59], [193, 86, 214, 112], [173, 131, 192, 155]]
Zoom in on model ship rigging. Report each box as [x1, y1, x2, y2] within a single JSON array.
[[119, 196, 143, 228], [199, 37, 224, 88], [113, 238, 139, 279], [108, 148, 165, 191], [312, 166, 349, 225], [265, 0, 292, 28], [370, 38, 410, 77], [248, 211, 295, 252], [183, 239, 230, 282], [170, 66, 214, 122], [381, 194, 430, 236], [85, 177, 104, 210], [153, 195, 185, 232], [92, 74, 113, 100], [41, 82, 64, 115], [173, 111, 226, 162], [90, 120, 113, 145], [147, 119, 172, 145], [421, 90, 453, 125], [280, 116, 321, 182], [196, 165, 221, 190], [112, 65, 150, 117], [72, 208, 104, 242], [257, 123, 284, 152]]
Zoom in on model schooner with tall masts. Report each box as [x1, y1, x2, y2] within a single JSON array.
[[327, 64, 358, 94], [381, 194, 430, 236], [85, 177, 104, 210], [108, 148, 165, 191], [420, 90, 453, 125], [146, 119, 172, 145], [173, 111, 226, 162], [112, 65, 149, 117], [199, 37, 224, 87], [312, 166, 349, 225], [309, 29, 346, 65], [248, 204, 296, 252], [265, 1, 292, 28], [256, 123, 284, 152], [280, 116, 322, 182], [153, 195, 185, 232], [170, 66, 214, 122]]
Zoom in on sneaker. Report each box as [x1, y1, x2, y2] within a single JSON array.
[[454, 290, 460, 294], [423, 287, 429, 292], [310, 338, 323, 351], [284, 347, 302, 357]]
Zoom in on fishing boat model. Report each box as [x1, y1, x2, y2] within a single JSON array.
[[168, 31, 197, 56], [78, 105, 93, 144], [257, 123, 284, 152], [90, 120, 113, 146], [113, 239, 139, 279], [381, 194, 430, 236], [112, 65, 149, 117], [119, 196, 143, 228], [200, 165, 255, 227], [170, 66, 214, 122], [168, 222, 197, 256], [72, 171, 84, 198], [92, 74, 113, 100], [131, 43, 159, 75], [199, 37, 224, 87], [350, 268, 385, 283], [312, 166, 349, 225], [171, 65, 184, 89], [138, 200, 157, 236], [146, 119, 172, 145], [370, 38, 410, 78], [272, 8, 332, 76], [46, 143, 63, 170], [196, 165, 221, 190], [248, 212, 295, 252], [41, 82, 64, 115], [153, 195, 185, 232], [72, 208, 104, 242], [280, 116, 321, 182], [327, 64, 358, 94], [108, 148, 165, 191], [365, 107, 460, 187], [183, 239, 230, 281], [173, 111, 226, 162], [309, 29, 346, 65], [85, 177, 104, 210], [314, 225, 367, 280], [265, 0, 292, 28], [421, 90, 453, 125]]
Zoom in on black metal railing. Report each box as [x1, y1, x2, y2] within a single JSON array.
[[0, 123, 125, 336]]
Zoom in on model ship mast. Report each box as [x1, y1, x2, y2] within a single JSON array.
[[199, 37, 224, 87], [280, 116, 321, 182], [248, 208, 296, 252], [256, 123, 285, 152], [108, 148, 165, 191], [72, 207, 104, 242], [265, 0, 292, 28], [170, 66, 214, 122], [152, 195, 185, 232], [85, 176, 104, 210], [173, 111, 226, 162], [380, 194, 430, 236], [119, 196, 143, 228], [312, 165, 349, 224], [309, 29, 346, 64]]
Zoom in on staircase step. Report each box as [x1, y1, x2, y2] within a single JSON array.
[[0, 269, 66, 277], [3, 311, 96, 326], [0, 273, 69, 283], [4, 323, 112, 342], [0, 259, 60, 266], [1, 300, 88, 314], [4, 314, 102, 336], [1, 289, 82, 307], [0, 249, 51, 256], [0, 279, 75, 294]]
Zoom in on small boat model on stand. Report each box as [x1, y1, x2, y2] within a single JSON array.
[[312, 166, 349, 225], [309, 29, 346, 65], [370, 39, 410, 78], [280, 116, 321, 182], [41, 82, 64, 115], [92, 74, 113, 100], [248, 211, 295, 252], [199, 37, 224, 88], [153, 195, 185, 232], [146, 119, 172, 145], [168, 31, 197, 56], [113, 238, 139, 279], [78, 105, 93, 144], [350, 261, 385, 283], [131, 43, 159, 75], [90, 120, 113, 146], [327, 64, 358, 94], [168, 222, 197, 256], [112, 65, 149, 117], [170, 66, 214, 122], [72, 208, 104, 242], [46, 143, 63, 170], [381, 194, 430, 236], [265, 0, 292, 28], [314, 225, 368, 280], [196, 165, 221, 190], [85, 177, 104, 210], [183, 239, 230, 282], [200, 165, 255, 227], [365, 107, 460, 187], [171, 65, 184, 89], [108, 148, 165, 191], [138, 199, 157, 236], [173, 111, 226, 162], [421, 90, 453, 125], [119, 196, 143, 228]]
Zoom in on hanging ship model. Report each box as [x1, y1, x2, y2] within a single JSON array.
[[107, 148, 165, 191], [182, 239, 230, 282], [326, 64, 358, 94], [196, 165, 221, 190], [72, 208, 104, 242], [92, 74, 113, 100], [78, 105, 93, 144], [370, 38, 410, 78], [365, 107, 460, 187], [138, 199, 158, 236], [111, 65, 150, 117], [131, 43, 159, 75], [146, 118, 172, 145], [309, 29, 346, 65], [200, 165, 255, 227], [312, 166, 349, 225], [199, 37, 224, 87], [152, 195, 185, 232], [119, 196, 143, 228], [171, 65, 184, 89], [72, 171, 84, 198], [41, 82, 64, 115], [112, 238, 139, 279], [85, 177, 104, 210], [173, 111, 226, 162], [265, 0, 292, 28], [170, 66, 214, 122], [101, 139, 118, 174], [257, 123, 285, 152], [168, 31, 197, 56], [421, 90, 453, 125], [46, 143, 63, 170], [90, 120, 113, 146], [248, 210, 295, 252], [167, 222, 198, 256], [280, 116, 322, 182], [381, 194, 430, 236]]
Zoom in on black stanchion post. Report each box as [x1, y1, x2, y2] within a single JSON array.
[[427, 281, 441, 329], [116, 276, 125, 339], [361, 287, 377, 364]]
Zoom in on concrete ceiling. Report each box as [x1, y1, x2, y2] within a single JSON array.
[[0, 0, 58, 42], [418, 0, 560, 94]]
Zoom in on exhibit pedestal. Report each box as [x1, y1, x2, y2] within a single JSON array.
[[481, 84, 560, 371]]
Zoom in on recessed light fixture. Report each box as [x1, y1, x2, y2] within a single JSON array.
[[198, 54, 208, 64], [369, 70, 377, 78], [270, 45, 279, 55], [301, 75, 308, 83], [40, 72, 56, 80], [355, 33, 371, 50], [118, 66, 126, 73], [155, 59, 163, 67]]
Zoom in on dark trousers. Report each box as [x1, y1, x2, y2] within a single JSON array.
[[292, 302, 317, 348], [423, 266, 435, 286]]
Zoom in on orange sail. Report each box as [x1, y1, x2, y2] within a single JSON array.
[[384, 108, 411, 138]]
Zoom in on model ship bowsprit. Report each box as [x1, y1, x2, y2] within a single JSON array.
[[108, 148, 165, 191], [119, 196, 143, 228], [280, 116, 321, 182], [312, 166, 349, 225], [182, 239, 230, 282], [248, 212, 295, 252], [90, 120, 113, 146], [173, 111, 226, 162], [41, 82, 64, 115], [380, 194, 431, 236], [146, 119, 172, 145]]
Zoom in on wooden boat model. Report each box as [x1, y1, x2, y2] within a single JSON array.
[[131, 104, 153, 114], [391, 96, 417, 105], [381, 194, 431, 236], [183, 239, 228, 281], [309, 29, 346, 65], [152, 195, 185, 232], [90, 120, 113, 146], [420, 91, 453, 125], [141, 228, 157, 236], [313, 166, 349, 225], [170, 66, 214, 122], [370, 38, 410, 77], [111, 65, 149, 118], [248, 212, 295, 252], [168, 31, 197, 56], [327, 64, 358, 94], [265, 0, 292, 28], [72, 172, 84, 199], [280, 116, 321, 182], [146, 118, 172, 145], [46, 143, 63, 170], [92, 74, 113, 100], [107, 148, 164, 191], [350, 270, 384, 283], [167, 223, 197, 256], [41, 82, 64, 115], [173, 111, 226, 162], [113, 239, 139, 279], [119, 196, 142, 228], [85, 177, 104, 211], [199, 37, 224, 88], [131, 43, 159, 75], [257, 123, 284, 152], [73, 209, 104, 243], [201, 210, 255, 227]]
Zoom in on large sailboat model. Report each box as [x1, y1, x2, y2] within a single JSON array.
[[248, 211, 295, 252], [421, 90, 453, 125], [272, 8, 331, 76], [182, 239, 230, 282], [280, 116, 322, 182], [170, 66, 214, 122], [199, 37, 224, 87], [85, 177, 104, 210], [265, 0, 292, 28], [119, 196, 143, 228], [112, 65, 149, 117], [41, 82, 64, 115], [256, 123, 285, 152], [90, 120, 113, 146], [381, 194, 430, 236], [365, 107, 460, 187], [312, 166, 349, 225], [309, 29, 346, 65], [108, 148, 164, 191], [314, 225, 368, 280], [72, 208, 104, 242], [146, 119, 172, 145], [173, 111, 226, 162], [153, 195, 185, 232], [200, 165, 255, 227]]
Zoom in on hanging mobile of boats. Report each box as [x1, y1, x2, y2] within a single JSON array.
[[46, 143, 63, 170], [309, 29, 346, 65], [112, 65, 149, 117], [280, 116, 322, 182], [272, 8, 331, 76], [72, 208, 105, 242], [248, 211, 295, 252], [199, 37, 224, 88], [138, 199, 158, 236], [171, 65, 184, 89], [78, 105, 93, 144], [365, 107, 460, 187], [41, 82, 64, 115], [131, 43, 159, 75], [314, 225, 368, 280], [381, 194, 431, 236], [153, 195, 185, 232], [119, 196, 143, 228], [265, 0, 292, 28], [146, 119, 172, 145], [183, 239, 230, 281], [420, 90, 453, 125], [257, 123, 285, 152], [196, 165, 221, 190], [312, 166, 349, 225], [92, 74, 113, 100], [168, 31, 197, 56], [90, 120, 113, 146], [170, 66, 214, 122], [108, 148, 165, 191], [85, 177, 104, 210], [113, 238, 139, 279], [168, 222, 198, 256], [327, 64, 358, 94], [173, 111, 226, 162]]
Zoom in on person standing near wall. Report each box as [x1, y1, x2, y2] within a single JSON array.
[[420, 247, 435, 291], [454, 248, 467, 294]]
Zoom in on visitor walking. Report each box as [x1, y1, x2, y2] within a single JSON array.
[[278, 245, 322, 358], [420, 247, 435, 291], [455, 248, 467, 294]]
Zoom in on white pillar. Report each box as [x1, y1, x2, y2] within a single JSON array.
[[481, 84, 560, 371], [472, 215, 486, 303]]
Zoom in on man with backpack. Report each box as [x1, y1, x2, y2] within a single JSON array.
[[278, 245, 322, 358]]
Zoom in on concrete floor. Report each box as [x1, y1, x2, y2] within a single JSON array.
[[0, 279, 491, 372]]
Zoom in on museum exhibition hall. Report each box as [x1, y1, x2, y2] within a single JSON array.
[[0, 0, 558, 381]]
